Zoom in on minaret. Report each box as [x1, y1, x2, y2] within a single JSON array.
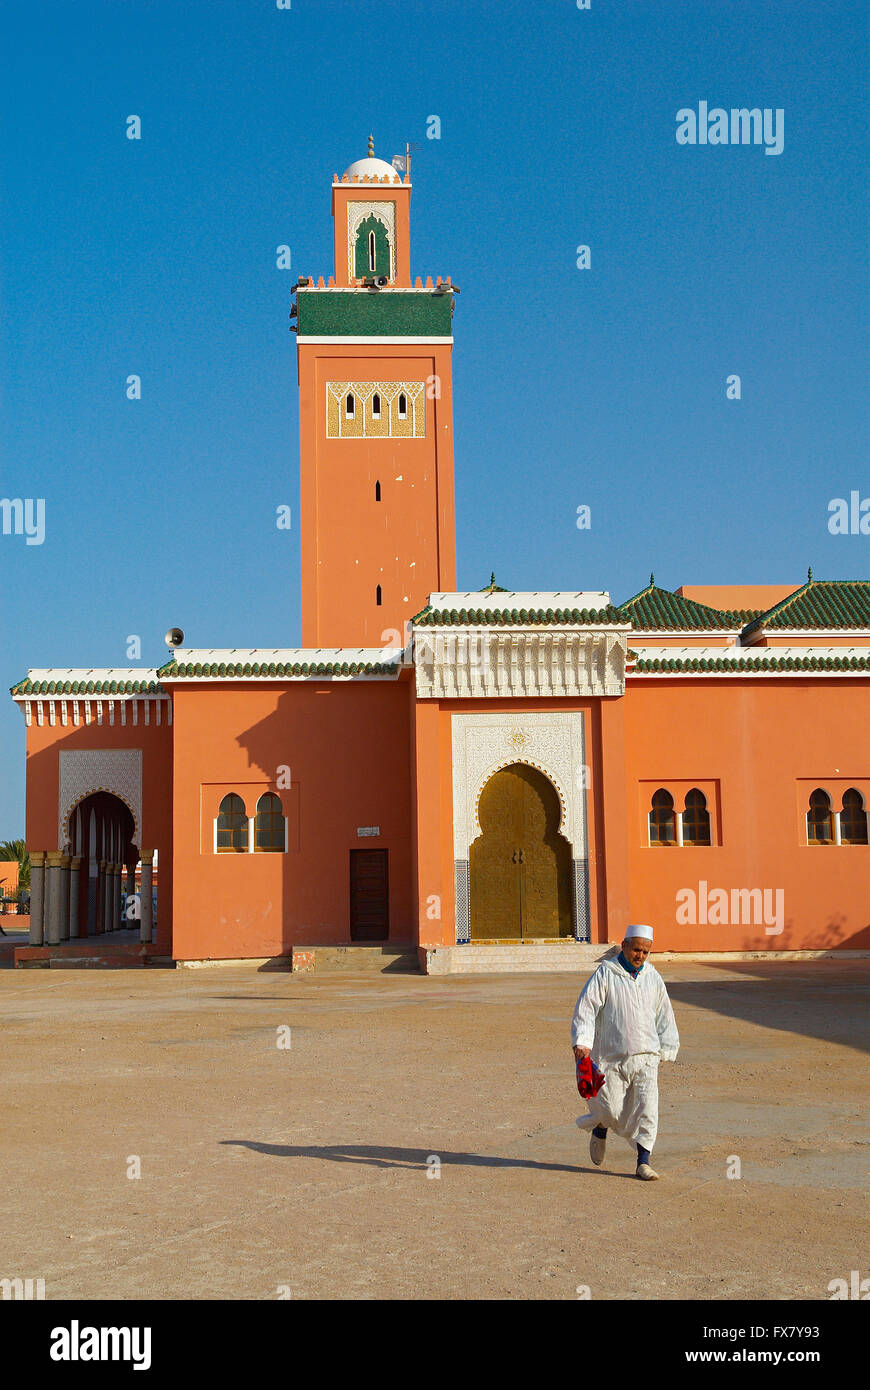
[[295, 138, 457, 649]]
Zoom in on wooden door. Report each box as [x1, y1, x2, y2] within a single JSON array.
[[349, 849, 389, 941], [469, 764, 572, 940], [470, 767, 523, 938]]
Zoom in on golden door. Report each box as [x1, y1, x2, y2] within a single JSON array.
[[469, 763, 572, 940]]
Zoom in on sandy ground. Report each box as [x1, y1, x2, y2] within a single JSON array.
[[0, 958, 867, 1301]]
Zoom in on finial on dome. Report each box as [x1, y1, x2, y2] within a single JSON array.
[[368, 133, 374, 157], [807, 566, 813, 582], [649, 572, 655, 587]]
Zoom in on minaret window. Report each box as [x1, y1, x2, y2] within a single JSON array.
[[375, 481, 381, 501], [376, 585, 382, 606], [354, 215, 391, 281], [327, 381, 425, 438]]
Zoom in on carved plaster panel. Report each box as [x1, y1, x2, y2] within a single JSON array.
[[451, 710, 588, 859], [58, 749, 142, 849], [415, 628, 627, 699]]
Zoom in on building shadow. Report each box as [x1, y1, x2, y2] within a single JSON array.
[[664, 954, 870, 1055]]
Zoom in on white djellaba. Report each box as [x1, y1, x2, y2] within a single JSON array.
[[570, 925, 679, 1174]]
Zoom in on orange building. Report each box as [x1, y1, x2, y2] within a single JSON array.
[[0, 861, 19, 908], [10, 144, 870, 969]]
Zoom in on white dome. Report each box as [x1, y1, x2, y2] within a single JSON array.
[[342, 156, 401, 183]]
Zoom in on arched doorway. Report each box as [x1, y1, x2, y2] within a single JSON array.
[[469, 764, 572, 939], [67, 792, 138, 936]]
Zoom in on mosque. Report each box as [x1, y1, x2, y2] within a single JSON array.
[[10, 143, 870, 969]]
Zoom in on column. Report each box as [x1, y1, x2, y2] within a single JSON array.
[[139, 852, 154, 944], [59, 855, 71, 941], [104, 863, 114, 933], [29, 851, 45, 946], [112, 863, 122, 933], [97, 860, 107, 934], [44, 852, 64, 945], [86, 860, 97, 936], [69, 857, 82, 939], [125, 864, 136, 930]]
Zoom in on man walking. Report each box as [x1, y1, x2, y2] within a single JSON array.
[[571, 925, 679, 1180]]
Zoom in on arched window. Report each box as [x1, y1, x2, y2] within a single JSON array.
[[216, 793, 248, 853], [649, 789, 676, 846], [682, 788, 711, 846], [345, 393, 355, 418], [255, 792, 285, 853], [840, 788, 868, 845], [376, 584, 382, 606], [375, 480, 381, 502], [397, 392, 407, 418], [807, 789, 834, 845], [354, 215, 390, 280], [371, 392, 381, 419]]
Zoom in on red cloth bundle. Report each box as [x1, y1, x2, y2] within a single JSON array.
[[576, 1054, 605, 1098]]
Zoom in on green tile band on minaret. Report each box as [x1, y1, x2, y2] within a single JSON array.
[[296, 289, 452, 337]]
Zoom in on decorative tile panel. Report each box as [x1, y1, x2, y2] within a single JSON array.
[[454, 860, 470, 943], [572, 858, 591, 942], [326, 380, 425, 438], [58, 749, 142, 849]]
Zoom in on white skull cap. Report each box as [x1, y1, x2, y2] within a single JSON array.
[[625, 924, 654, 942]]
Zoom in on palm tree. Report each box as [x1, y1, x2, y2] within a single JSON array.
[[0, 840, 30, 893]]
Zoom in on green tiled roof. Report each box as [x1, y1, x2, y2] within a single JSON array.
[[617, 579, 748, 631], [296, 289, 453, 337], [412, 604, 625, 627], [632, 654, 870, 674], [743, 578, 870, 634], [10, 677, 163, 696], [157, 659, 399, 678]]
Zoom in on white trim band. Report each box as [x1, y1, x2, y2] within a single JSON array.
[[297, 336, 453, 345]]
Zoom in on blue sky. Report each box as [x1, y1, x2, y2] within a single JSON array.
[[1, 0, 867, 835]]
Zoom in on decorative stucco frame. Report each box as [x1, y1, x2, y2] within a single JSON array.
[[450, 711, 590, 943], [346, 200, 396, 282], [58, 749, 143, 849]]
